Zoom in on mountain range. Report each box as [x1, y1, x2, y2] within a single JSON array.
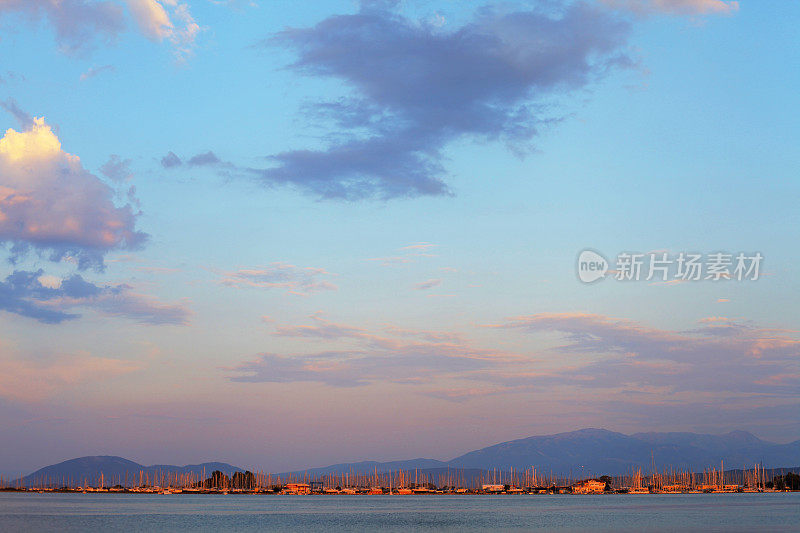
[[445, 428, 799, 475], [15, 456, 242, 486], [285, 428, 798, 478], [15, 428, 800, 485]]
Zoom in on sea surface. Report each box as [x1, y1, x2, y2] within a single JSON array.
[[0, 492, 797, 532]]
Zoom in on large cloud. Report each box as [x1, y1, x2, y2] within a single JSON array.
[[256, 1, 632, 199], [0, 269, 191, 325], [0, 0, 199, 57], [0, 0, 125, 54], [0, 117, 147, 269]]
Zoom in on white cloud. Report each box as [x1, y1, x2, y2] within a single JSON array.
[[125, 0, 200, 60], [125, 0, 173, 40], [0, 117, 146, 269], [36, 274, 62, 289]]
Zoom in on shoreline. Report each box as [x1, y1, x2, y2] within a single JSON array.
[[2, 488, 796, 496]]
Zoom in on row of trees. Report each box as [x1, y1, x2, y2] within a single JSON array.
[[198, 471, 261, 490], [768, 473, 800, 491]]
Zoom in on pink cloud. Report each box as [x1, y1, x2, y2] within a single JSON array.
[[0, 350, 140, 402], [0, 0, 199, 58], [231, 316, 520, 388], [0, 117, 146, 269], [219, 263, 337, 296], [0, 0, 125, 54], [368, 243, 438, 266], [492, 313, 799, 397]]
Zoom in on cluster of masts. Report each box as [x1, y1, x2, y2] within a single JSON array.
[[620, 460, 771, 494], [0, 462, 785, 494]]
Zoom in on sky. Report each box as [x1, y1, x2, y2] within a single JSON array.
[[0, 0, 798, 477]]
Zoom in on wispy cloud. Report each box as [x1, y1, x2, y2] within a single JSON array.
[[236, 312, 800, 407], [274, 314, 366, 340], [368, 242, 437, 266], [401, 243, 436, 252], [230, 315, 517, 387], [80, 64, 115, 81], [0, 98, 33, 129], [490, 313, 800, 397], [0, 350, 140, 402], [414, 278, 442, 290], [219, 263, 337, 295], [89, 289, 191, 325]]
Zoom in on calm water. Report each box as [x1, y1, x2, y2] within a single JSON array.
[[0, 493, 797, 532]]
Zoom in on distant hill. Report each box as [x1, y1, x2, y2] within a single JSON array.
[[15, 456, 243, 487], [16, 428, 800, 485], [447, 428, 800, 474], [293, 428, 799, 477]]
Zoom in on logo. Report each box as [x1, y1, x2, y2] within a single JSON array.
[[577, 249, 608, 283], [575, 249, 763, 284]]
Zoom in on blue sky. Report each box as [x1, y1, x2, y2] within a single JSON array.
[[0, 0, 798, 476]]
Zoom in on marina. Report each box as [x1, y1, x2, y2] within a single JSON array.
[[3, 463, 796, 496]]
